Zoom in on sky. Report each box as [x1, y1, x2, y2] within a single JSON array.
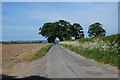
[[1, 0, 120, 2], [0, 2, 2, 41], [2, 2, 119, 41]]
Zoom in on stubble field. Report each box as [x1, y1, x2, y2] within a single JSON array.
[[2, 43, 48, 75]]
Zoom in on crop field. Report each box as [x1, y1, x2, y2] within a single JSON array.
[[2, 43, 48, 75]]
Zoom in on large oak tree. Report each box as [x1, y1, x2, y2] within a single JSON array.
[[39, 20, 84, 43], [88, 22, 106, 37]]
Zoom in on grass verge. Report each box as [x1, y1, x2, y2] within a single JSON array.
[[30, 44, 53, 61], [60, 44, 119, 68]]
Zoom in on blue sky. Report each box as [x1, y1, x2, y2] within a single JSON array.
[[2, 2, 118, 41], [1, 0, 120, 2], [0, 2, 2, 41]]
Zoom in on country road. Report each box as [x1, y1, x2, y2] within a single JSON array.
[[46, 44, 118, 78], [3, 44, 118, 79]]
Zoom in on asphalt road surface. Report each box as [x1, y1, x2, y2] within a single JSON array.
[[46, 44, 118, 78]]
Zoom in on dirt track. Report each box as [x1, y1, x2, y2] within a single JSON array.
[[2, 43, 48, 75]]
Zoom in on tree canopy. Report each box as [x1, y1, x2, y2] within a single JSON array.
[[39, 21, 106, 43], [39, 20, 84, 43], [88, 22, 106, 37], [72, 23, 84, 39]]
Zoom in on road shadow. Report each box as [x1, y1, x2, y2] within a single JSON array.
[[1, 75, 118, 80], [1, 75, 49, 80]]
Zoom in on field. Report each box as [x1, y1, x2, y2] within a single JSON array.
[[2, 43, 48, 75], [0, 44, 2, 75]]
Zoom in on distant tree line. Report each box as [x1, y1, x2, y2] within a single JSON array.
[[39, 20, 106, 43], [1, 41, 42, 44]]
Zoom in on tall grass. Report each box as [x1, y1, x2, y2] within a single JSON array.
[[60, 34, 119, 68]]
